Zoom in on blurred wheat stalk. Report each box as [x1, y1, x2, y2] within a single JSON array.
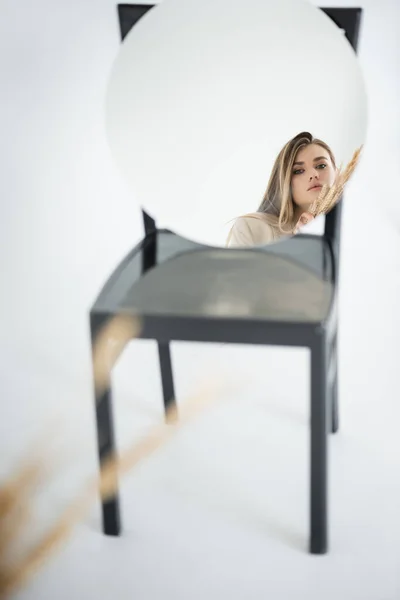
[[308, 145, 363, 218], [0, 314, 222, 600]]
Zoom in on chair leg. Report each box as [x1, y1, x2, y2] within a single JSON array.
[[331, 366, 339, 434], [91, 316, 121, 536], [158, 342, 177, 417], [309, 329, 328, 554], [330, 332, 339, 434]]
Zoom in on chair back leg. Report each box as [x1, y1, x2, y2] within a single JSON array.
[[158, 342, 177, 419], [327, 328, 339, 434], [331, 349, 339, 434], [331, 326, 339, 433]]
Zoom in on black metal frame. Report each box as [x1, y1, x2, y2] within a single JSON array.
[[90, 5, 362, 554]]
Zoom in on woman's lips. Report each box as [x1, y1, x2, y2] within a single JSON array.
[[309, 185, 322, 191]]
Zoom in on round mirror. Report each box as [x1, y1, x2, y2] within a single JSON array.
[[105, 0, 367, 247]]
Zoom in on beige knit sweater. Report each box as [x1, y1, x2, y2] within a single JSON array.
[[226, 213, 290, 248]]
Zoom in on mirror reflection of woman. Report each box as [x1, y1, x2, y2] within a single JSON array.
[[226, 131, 338, 248]]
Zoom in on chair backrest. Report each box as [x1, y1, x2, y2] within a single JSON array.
[[321, 8, 362, 283], [117, 5, 363, 252]]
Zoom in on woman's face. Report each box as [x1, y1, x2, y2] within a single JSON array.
[[290, 143, 336, 212]]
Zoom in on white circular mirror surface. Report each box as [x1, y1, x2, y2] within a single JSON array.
[[105, 0, 368, 247]]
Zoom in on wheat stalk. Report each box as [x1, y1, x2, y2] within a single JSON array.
[[0, 462, 40, 562], [92, 313, 142, 398], [0, 384, 219, 599], [0, 314, 223, 600], [308, 145, 363, 218]]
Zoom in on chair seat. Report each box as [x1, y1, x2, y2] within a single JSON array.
[[92, 231, 334, 324]]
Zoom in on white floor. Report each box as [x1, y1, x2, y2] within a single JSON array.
[[2, 214, 400, 600]]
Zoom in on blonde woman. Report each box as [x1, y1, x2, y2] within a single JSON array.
[[226, 131, 338, 247]]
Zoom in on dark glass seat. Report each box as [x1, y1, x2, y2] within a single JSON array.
[[93, 231, 334, 326]]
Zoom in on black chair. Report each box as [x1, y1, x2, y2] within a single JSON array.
[[90, 5, 362, 554]]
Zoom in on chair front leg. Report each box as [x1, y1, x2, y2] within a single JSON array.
[[91, 315, 121, 536], [309, 328, 329, 554]]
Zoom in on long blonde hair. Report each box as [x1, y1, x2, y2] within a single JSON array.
[[258, 131, 336, 234]]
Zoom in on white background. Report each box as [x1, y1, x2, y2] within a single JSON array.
[[1, 1, 400, 599]]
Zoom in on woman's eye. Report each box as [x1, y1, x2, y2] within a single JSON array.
[[317, 163, 327, 169], [293, 169, 304, 175]]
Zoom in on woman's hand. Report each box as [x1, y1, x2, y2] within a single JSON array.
[[293, 211, 314, 235]]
